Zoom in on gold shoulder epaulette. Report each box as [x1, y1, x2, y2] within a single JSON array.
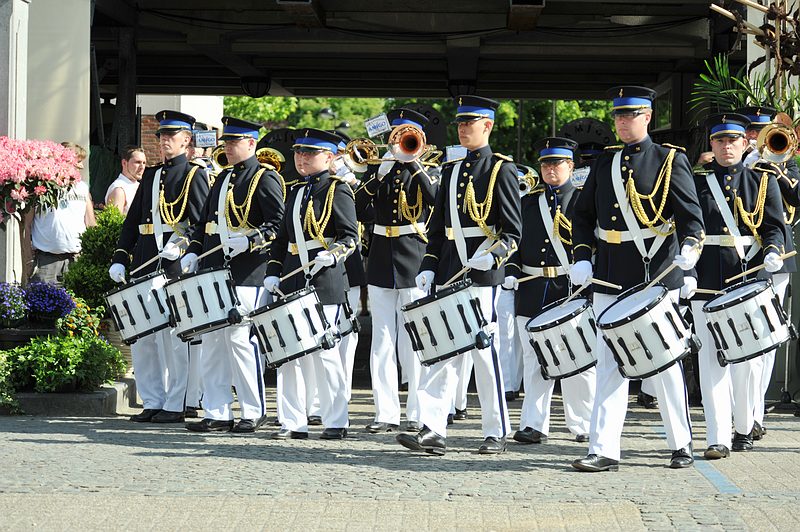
[[443, 157, 464, 165], [662, 143, 686, 153], [693, 167, 713, 175], [494, 152, 513, 162], [148, 162, 164, 169], [604, 145, 623, 151], [190, 159, 207, 167], [259, 162, 276, 171], [754, 165, 777, 175], [531, 184, 545, 194]]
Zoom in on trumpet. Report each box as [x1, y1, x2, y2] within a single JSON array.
[[757, 122, 798, 164], [256, 147, 285, 172], [517, 164, 539, 197]]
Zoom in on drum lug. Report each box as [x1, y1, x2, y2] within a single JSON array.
[[716, 350, 728, 368], [351, 317, 362, 333], [790, 324, 798, 341], [475, 330, 491, 350], [228, 308, 243, 325], [168, 315, 177, 328], [540, 366, 550, 381], [321, 331, 337, 350], [689, 334, 702, 354], [617, 367, 628, 379]]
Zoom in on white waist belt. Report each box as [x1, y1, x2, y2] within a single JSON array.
[[597, 223, 670, 244], [521, 265, 567, 278], [138, 223, 174, 235], [445, 226, 495, 240], [290, 239, 332, 255], [704, 234, 757, 247], [373, 223, 425, 237]]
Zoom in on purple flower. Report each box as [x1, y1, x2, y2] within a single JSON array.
[[25, 282, 75, 318], [0, 282, 28, 321]]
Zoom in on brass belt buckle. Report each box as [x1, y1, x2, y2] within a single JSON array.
[[205, 221, 217, 235], [290, 243, 298, 255], [138, 223, 154, 235], [386, 226, 400, 237], [605, 229, 621, 244], [446, 227, 455, 240], [719, 235, 736, 247], [543, 266, 558, 278]]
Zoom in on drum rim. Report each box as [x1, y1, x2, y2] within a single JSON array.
[[543, 359, 597, 380], [619, 349, 690, 380], [597, 281, 668, 328], [720, 337, 790, 363], [265, 344, 324, 369], [702, 278, 772, 313], [249, 286, 318, 317], [164, 266, 233, 288], [525, 297, 591, 332], [118, 322, 171, 345], [418, 341, 475, 366], [176, 317, 231, 341], [103, 269, 167, 297], [401, 278, 473, 312]]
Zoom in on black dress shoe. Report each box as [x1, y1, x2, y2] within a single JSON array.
[[512, 427, 547, 444], [271, 418, 282, 427], [572, 454, 619, 472], [365, 421, 400, 433], [186, 418, 234, 432], [453, 408, 468, 420], [184, 406, 199, 419], [478, 436, 507, 454], [505, 390, 519, 402], [637, 391, 658, 409], [669, 445, 694, 469], [396, 427, 446, 455], [232, 415, 268, 433], [752, 421, 764, 441], [704, 444, 730, 460], [732, 431, 753, 451], [575, 434, 590, 443], [405, 421, 421, 432], [446, 414, 454, 426], [307, 415, 323, 426], [320, 428, 348, 440], [150, 410, 185, 423], [129, 409, 161, 422], [270, 428, 309, 440]]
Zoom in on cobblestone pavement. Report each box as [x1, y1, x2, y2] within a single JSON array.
[[1, 388, 799, 531]]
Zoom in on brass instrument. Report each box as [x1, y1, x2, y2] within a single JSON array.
[[256, 147, 285, 172], [212, 144, 230, 170], [517, 164, 539, 197], [388, 125, 427, 162], [343, 138, 381, 173], [757, 122, 798, 164]]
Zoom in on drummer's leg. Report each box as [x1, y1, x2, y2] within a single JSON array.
[[198, 328, 234, 421], [398, 286, 426, 425], [131, 333, 167, 410], [588, 292, 630, 462], [731, 358, 760, 438], [417, 355, 459, 437], [368, 285, 402, 425], [228, 286, 267, 421], [277, 360, 308, 433], [312, 304, 349, 429], [185, 340, 202, 409], [691, 300, 732, 448], [339, 286, 361, 402], [453, 352, 473, 413], [161, 327, 189, 413], [517, 315, 553, 434], [496, 289, 519, 394], [562, 366, 596, 437], [755, 272, 790, 427]]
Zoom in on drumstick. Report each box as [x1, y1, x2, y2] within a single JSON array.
[[724, 250, 797, 284], [515, 275, 621, 291], [191, 229, 261, 268], [130, 237, 188, 276], [560, 282, 590, 306], [280, 243, 345, 282], [694, 288, 723, 296], [443, 240, 504, 287], [644, 262, 678, 291]]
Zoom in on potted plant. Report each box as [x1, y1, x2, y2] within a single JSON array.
[[24, 282, 75, 324], [0, 282, 28, 328]]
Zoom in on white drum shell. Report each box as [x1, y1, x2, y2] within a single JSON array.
[[105, 271, 170, 344], [164, 268, 239, 341]]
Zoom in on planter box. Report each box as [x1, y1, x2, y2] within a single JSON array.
[[0, 324, 58, 351]]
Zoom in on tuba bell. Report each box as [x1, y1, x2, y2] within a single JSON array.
[[757, 122, 798, 164], [256, 147, 285, 172]]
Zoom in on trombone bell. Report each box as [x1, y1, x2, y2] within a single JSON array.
[[388, 125, 427, 163], [757, 122, 798, 164]]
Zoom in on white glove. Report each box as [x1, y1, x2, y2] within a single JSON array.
[[223, 236, 249, 258], [673, 244, 701, 271], [158, 240, 182, 261], [340, 171, 358, 186], [180, 252, 199, 274], [764, 252, 784, 273], [466, 251, 494, 271], [377, 151, 395, 180], [502, 276, 518, 290], [108, 263, 126, 284], [332, 157, 348, 176], [309, 250, 336, 277], [263, 276, 280, 294], [569, 260, 592, 287], [415, 270, 434, 292], [679, 276, 697, 299]]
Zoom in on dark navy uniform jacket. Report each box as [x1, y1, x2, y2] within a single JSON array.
[[113, 153, 209, 278], [572, 137, 705, 293], [355, 160, 439, 288], [753, 157, 799, 274], [185, 155, 285, 287], [266, 171, 358, 305], [420, 145, 522, 287], [508, 180, 580, 318], [691, 160, 785, 300]]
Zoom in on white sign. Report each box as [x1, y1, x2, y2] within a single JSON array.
[[194, 130, 217, 148], [445, 145, 468, 162], [364, 113, 391, 138]]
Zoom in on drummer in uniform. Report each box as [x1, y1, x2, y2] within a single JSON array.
[[685, 113, 785, 457], [108, 110, 210, 423], [263, 128, 359, 440], [355, 108, 440, 433], [181, 116, 286, 433], [569, 86, 705, 471], [506, 137, 596, 444], [396, 95, 522, 455]]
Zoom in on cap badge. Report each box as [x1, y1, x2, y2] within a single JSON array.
[[618, 88, 624, 98]]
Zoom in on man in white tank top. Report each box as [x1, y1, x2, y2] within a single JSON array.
[[105, 146, 146, 215]]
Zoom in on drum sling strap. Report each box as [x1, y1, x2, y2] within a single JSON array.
[[538, 193, 571, 274], [448, 161, 495, 266], [291, 185, 312, 275], [610, 150, 671, 280], [704, 172, 761, 262]]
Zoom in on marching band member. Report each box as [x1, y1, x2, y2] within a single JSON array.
[[739, 105, 799, 440], [687, 113, 785, 457], [264, 128, 358, 440], [396, 95, 521, 455], [570, 87, 705, 471], [182, 117, 285, 433], [109, 110, 210, 423], [507, 138, 596, 444], [355, 108, 440, 433]]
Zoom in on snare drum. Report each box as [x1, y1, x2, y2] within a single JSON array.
[[163, 267, 240, 341], [336, 299, 361, 338], [525, 297, 597, 380], [400, 279, 491, 366], [597, 283, 698, 379], [702, 279, 796, 366], [249, 286, 336, 369], [104, 271, 171, 344]]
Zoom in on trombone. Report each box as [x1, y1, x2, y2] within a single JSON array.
[[211, 144, 285, 173], [757, 115, 799, 164], [343, 125, 442, 173]]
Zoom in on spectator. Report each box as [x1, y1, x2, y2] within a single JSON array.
[[105, 146, 146, 215]]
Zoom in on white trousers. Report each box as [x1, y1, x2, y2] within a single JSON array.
[[368, 284, 426, 424], [588, 291, 692, 461], [199, 286, 267, 421], [131, 326, 188, 412], [277, 304, 348, 431], [516, 316, 596, 436], [338, 286, 361, 403], [452, 352, 473, 413], [417, 285, 510, 438], [754, 272, 790, 425], [497, 289, 523, 392], [186, 340, 202, 408]]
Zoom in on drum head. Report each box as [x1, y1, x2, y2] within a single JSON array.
[[598, 285, 665, 326], [527, 298, 588, 330], [103, 269, 164, 297], [703, 279, 770, 312], [401, 278, 473, 311]]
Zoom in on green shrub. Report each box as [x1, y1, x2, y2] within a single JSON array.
[[0, 351, 20, 412]]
